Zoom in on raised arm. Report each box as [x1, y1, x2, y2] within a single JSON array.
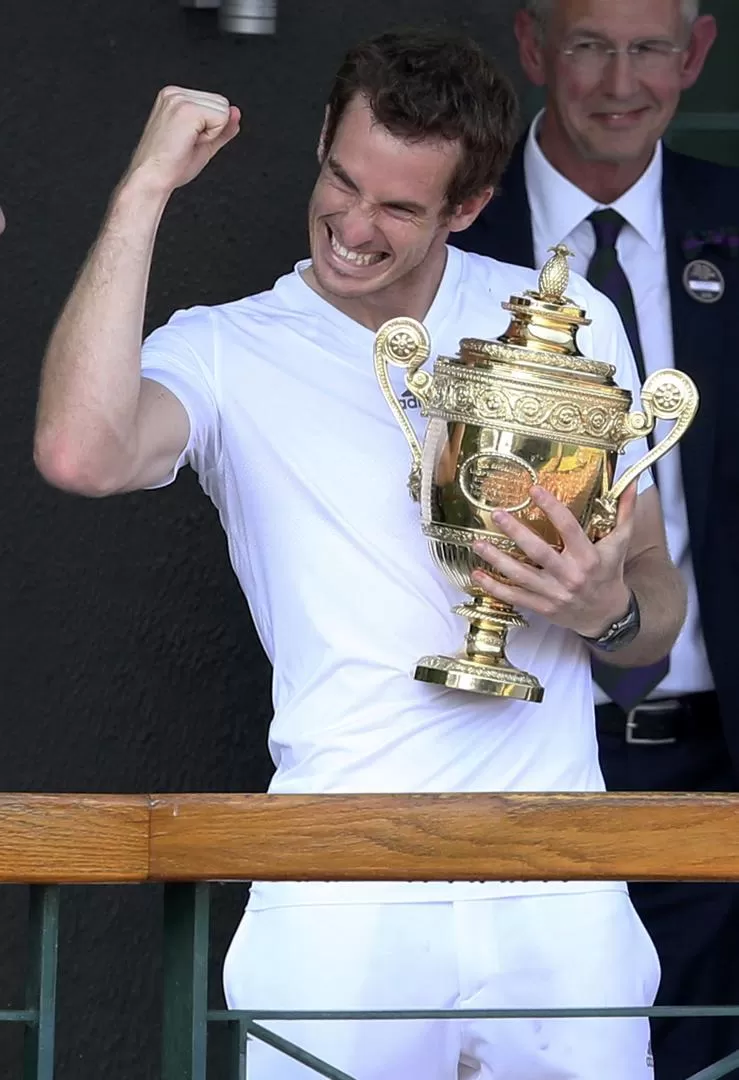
[[34, 87, 240, 496]]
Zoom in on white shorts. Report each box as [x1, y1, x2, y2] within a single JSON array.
[[223, 889, 660, 1080]]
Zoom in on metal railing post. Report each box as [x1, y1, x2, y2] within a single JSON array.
[[23, 886, 59, 1080], [162, 882, 210, 1080]]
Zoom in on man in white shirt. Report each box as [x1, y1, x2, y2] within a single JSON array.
[[454, 3, 739, 1078], [34, 28, 684, 1080]]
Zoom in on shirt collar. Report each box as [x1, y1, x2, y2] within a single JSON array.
[[524, 109, 664, 252]]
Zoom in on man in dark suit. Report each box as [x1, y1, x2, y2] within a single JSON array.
[[454, 1, 739, 1078]]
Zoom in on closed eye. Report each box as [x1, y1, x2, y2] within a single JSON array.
[[327, 158, 358, 192], [384, 204, 418, 218]]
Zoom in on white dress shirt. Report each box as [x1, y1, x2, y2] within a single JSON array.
[[524, 114, 714, 702]]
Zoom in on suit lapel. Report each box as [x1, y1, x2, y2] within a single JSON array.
[[661, 149, 719, 560]]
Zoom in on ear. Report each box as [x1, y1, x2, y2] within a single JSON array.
[[514, 9, 547, 87], [680, 15, 717, 91], [446, 187, 494, 233], [317, 105, 330, 164]]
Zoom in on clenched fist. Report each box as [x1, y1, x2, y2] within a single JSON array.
[[123, 86, 241, 197]]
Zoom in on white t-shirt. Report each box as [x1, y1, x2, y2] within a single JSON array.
[[141, 245, 651, 906]]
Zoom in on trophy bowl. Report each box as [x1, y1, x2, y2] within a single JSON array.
[[373, 245, 699, 703]]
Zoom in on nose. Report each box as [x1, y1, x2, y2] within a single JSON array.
[[600, 50, 639, 99], [337, 201, 377, 249]]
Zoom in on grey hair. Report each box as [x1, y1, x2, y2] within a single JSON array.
[[524, 0, 700, 24]]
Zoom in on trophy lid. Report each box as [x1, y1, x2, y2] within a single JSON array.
[[459, 245, 617, 383]]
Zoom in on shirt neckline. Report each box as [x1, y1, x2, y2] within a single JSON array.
[[278, 244, 466, 346]]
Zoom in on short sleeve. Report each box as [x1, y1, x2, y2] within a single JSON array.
[[567, 274, 654, 496], [140, 306, 220, 486]]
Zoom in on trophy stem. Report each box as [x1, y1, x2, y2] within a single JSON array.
[[414, 596, 544, 702]]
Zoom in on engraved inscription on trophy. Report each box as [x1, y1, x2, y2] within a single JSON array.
[[459, 452, 537, 515]]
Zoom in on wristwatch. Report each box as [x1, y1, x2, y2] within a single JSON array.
[[582, 590, 641, 652]]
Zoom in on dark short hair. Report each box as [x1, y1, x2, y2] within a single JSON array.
[[323, 29, 519, 210]]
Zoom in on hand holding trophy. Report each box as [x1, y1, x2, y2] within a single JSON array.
[[373, 246, 699, 703]]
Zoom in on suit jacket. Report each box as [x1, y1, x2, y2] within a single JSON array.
[[452, 138, 739, 774]]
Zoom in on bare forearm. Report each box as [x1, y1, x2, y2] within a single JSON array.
[[35, 88, 240, 496], [588, 550, 686, 668], [34, 175, 168, 494]]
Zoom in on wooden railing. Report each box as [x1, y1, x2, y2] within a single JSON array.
[[3, 792, 739, 1080], [5, 791, 739, 883]]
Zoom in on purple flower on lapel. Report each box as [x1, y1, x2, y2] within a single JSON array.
[[682, 227, 738, 260]]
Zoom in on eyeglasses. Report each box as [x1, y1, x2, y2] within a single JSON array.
[[561, 38, 685, 77]]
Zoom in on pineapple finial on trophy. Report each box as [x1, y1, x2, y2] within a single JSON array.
[[537, 243, 574, 303], [495, 242, 590, 358]]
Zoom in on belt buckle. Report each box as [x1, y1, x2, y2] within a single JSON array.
[[625, 700, 680, 746]]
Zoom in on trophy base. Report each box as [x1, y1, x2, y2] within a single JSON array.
[[412, 595, 544, 701], [414, 655, 544, 702]]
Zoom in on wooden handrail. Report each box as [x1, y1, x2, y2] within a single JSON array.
[[0, 794, 149, 883], [1, 792, 738, 884]]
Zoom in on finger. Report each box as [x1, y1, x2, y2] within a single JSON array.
[[158, 87, 231, 126], [200, 105, 241, 149], [472, 540, 548, 592], [193, 102, 234, 141], [486, 507, 561, 574], [162, 86, 231, 112], [222, 105, 242, 143], [471, 570, 550, 615], [592, 480, 637, 551], [529, 485, 592, 556], [191, 90, 231, 111], [158, 88, 232, 141]]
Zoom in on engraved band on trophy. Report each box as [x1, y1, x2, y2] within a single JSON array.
[[373, 245, 699, 703]]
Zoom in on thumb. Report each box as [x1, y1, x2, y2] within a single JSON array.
[[223, 105, 241, 141], [614, 479, 638, 531], [200, 105, 241, 148]]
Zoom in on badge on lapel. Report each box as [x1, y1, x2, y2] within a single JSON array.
[[682, 258, 725, 304], [681, 227, 736, 304]]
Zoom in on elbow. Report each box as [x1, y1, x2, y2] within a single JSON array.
[[33, 429, 127, 498]]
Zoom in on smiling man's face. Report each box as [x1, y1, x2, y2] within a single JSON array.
[[307, 95, 461, 307], [516, 0, 716, 176]]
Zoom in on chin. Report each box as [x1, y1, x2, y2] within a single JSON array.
[[313, 260, 392, 300], [578, 132, 655, 165]]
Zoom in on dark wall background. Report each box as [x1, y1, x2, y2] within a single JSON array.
[[0, 2, 521, 1077]]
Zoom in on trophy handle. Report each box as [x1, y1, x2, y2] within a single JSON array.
[[590, 369, 699, 538], [373, 317, 433, 501]]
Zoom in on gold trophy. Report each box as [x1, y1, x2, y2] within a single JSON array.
[[373, 246, 698, 703]]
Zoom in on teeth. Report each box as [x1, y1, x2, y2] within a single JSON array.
[[329, 231, 383, 267]]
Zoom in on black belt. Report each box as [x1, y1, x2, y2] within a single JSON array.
[[595, 691, 720, 746]]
